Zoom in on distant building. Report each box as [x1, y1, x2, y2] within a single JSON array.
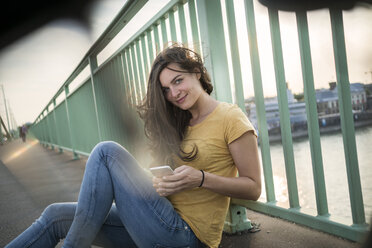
[[316, 82, 367, 115], [247, 88, 307, 134]]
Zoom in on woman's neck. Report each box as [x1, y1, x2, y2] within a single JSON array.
[[188, 93, 219, 126]]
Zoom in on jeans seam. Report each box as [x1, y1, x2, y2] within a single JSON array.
[[25, 217, 74, 248]]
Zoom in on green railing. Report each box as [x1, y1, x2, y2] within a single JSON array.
[[30, 0, 369, 242]]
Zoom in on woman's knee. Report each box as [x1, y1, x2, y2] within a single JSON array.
[[93, 141, 129, 157], [41, 203, 76, 223]]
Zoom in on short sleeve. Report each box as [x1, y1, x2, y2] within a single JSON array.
[[224, 104, 257, 144]]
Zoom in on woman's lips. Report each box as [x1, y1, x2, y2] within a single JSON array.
[[176, 95, 187, 104]]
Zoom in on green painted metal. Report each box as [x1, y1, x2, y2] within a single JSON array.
[[52, 99, 63, 153], [89, 56, 103, 142], [121, 51, 133, 105], [244, 0, 275, 203], [130, 44, 142, 101], [146, 30, 155, 65], [140, 35, 149, 77], [160, 17, 168, 44], [135, 40, 146, 97], [168, 9, 178, 41], [64, 86, 79, 160], [153, 24, 161, 54], [67, 78, 100, 153], [296, 11, 329, 217], [268, 8, 299, 209], [125, 48, 137, 104], [329, 9, 366, 226], [225, 0, 246, 113], [177, 3, 188, 45], [224, 204, 252, 234], [188, 0, 201, 54], [195, 0, 232, 102]]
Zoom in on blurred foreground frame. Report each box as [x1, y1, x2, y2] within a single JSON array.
[[258, 0, 372, 11], [0, 0, 96, 51]]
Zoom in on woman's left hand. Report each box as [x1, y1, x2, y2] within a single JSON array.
[[152, 165, 203, 196]]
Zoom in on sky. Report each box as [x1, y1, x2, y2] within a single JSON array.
[[0, 0, 371, 128]]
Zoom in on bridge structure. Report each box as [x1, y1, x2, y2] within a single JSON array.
[[22, 0, 370, 245]]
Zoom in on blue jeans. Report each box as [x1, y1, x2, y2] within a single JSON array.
[[6, 141, 204, 248]]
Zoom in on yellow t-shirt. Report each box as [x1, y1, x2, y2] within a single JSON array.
[[167, 102, 257, 248]]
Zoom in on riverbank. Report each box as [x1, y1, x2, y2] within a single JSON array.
[[266, 119, 372, 143]]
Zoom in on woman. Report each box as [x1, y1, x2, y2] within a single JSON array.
[[6, 45, 261, 248]]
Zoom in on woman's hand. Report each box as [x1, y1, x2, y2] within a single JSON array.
[[152, 165, 203, 196]]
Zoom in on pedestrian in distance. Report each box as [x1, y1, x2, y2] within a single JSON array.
[[6, 44, 261, 248]]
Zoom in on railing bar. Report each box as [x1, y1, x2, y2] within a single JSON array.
[[168, 9, 178, 42], [296, 11, 329, 216], [178, 3, 188, 44], [88, 56, 103, 141], [268, 8, 299, 208], [160, 17, 169, 44], [188, 0, 201, 54], [146, 30, 155, 66], [140, 35, 149, 79], [244, 0, 275, 202], [195, 0, 232, 102], [130, 43, 142, 101], [329, 9, 366, 226], [125, 48, 137, 105], [135, 40, 146, 97], [52, 99, 62, 152], [153, 24, 161, 55], [64, 86, 79, 159], [225, 0, 246, 112]]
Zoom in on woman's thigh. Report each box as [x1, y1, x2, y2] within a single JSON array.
[[95, 141, 199, 248]]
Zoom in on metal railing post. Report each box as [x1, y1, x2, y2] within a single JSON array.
[[296, 11, 329, 216], [268, 8, 299, 208], [64, 85, 79, 160], [329, 9, 366, 226], [89, 55, 103, 142], [195, 0, 232, 102]]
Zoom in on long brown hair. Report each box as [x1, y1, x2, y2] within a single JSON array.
[[137, 44, 213, 166]]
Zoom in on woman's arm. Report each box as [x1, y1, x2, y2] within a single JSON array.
[[153, 131, 261, 200]]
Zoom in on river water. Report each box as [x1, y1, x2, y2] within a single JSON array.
[[258, 125, 372, 225]]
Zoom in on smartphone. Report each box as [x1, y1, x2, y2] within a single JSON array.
[[149, 165, 174, 177]]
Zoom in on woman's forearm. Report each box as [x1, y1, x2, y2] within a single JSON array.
[[202, 172, 261, 200]]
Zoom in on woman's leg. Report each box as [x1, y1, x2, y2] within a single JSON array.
[[5, 203, 136, 248], [63, 141, 201, 248]]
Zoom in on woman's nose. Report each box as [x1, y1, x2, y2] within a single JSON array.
[[170, 87, 179, 98]]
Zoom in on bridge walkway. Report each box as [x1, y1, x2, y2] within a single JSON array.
[[0, 139, 362, 248]]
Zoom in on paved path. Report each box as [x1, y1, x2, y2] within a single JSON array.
[[0, 138, 365, 247]]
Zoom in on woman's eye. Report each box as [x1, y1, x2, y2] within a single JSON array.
[[175, 78, 182, 84]]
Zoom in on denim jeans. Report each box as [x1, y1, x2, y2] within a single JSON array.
[[6, 141, 204, 248]]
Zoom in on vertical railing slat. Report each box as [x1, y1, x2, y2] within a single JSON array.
[[178, 3, 188, 45], [136, 41, 146, 97], [195, 0, 232, 102], [153, 24, 161, 54], [64, 85, 79, 159], [130, 43, 142, 101], [329, 9, 365, 226], [268, 8, 299, 208], [140, 35, 149, 78], [168, 9, 178, 41], [225, 0, 246, 112], [147, 30, 155, 63], [296, 11, 329, 216], [89, 56, 103, 142], [188, 0, 201, 54], [244, 0, 275, 202], [125, 48, 137, 104], [161, 17, 168, 45]]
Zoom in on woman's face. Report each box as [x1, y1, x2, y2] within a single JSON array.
[[159, 63, 203, 110]]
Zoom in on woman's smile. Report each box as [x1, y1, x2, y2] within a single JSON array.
[[176, 94, 187, 104]]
